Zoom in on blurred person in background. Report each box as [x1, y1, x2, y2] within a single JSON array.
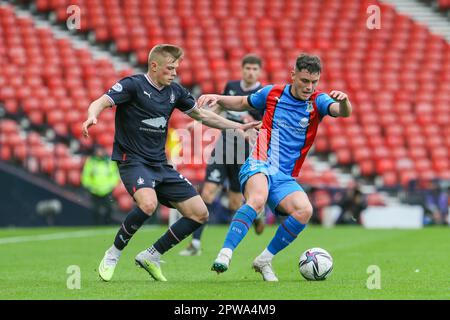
[[81, 146, 120, 225], [335, 183, 367, 225], [423, 180, 448, 225]]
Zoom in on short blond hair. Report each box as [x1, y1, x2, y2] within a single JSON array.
[[148, 44, 184, 66]]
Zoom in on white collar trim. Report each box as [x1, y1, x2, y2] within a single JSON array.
[[145, 74, 164, 91]]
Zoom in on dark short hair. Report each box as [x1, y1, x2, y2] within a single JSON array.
[[242, 54, 262, 67], [295, 54, 322, 74]]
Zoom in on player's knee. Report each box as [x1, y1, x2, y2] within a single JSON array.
[[292, 203, 313, 224], [246, 195, 266, 214], [199, 209, 209, 223], [192, 208, 209, 224], [138, 201, 157, 216], [201, 186, 217, 204]]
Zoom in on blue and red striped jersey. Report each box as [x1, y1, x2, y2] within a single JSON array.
[[247, 84, 336, 177]]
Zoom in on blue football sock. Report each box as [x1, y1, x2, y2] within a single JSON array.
[[223, 204, 258, 251], [267, 216, 306, 255]]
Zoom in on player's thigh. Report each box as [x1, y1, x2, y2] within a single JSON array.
[[243, 173, 269, 213], [204, 140, 227, 185], [156, 165, 202, 217], [117, 161, 160, 215], [276, 190, 313, 224], [133, 188, 158, 216], [228, 190, 244, 211], [226, 163, 241, 193], [170, 195, 208, 223], [201, 181, 221, 203]]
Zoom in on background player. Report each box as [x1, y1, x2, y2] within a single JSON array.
[[197, 54, 353, 281], [82, 44, 260, 282], [180, 54, 265, 256]]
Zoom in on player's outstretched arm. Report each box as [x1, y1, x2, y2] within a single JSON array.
[[197, 94, 251, 112], [188, 107, 260, 131], [329, 91, 352, 117], [82, 95, 113, 137]]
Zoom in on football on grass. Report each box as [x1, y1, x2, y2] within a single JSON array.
[[299, 247, 333, 281]]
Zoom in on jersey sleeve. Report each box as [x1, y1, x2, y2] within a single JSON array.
[[222, 82, 230, 95], [315, 93, 336, 118], [247, 85, 274, 111], [174, 84, 197, 114], [105, 77, 136, 106]]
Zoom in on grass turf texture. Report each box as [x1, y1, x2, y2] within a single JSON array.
[[0, 225, 449, 300]]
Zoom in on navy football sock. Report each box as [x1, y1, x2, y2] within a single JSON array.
[[113, 207, 149, 250], [153, 217, 203, 254]]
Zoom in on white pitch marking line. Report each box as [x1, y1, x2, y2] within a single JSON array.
[[0, 230, 114, 245], [0, 226, 156, 245]]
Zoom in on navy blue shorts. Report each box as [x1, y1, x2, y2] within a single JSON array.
[[117, 161, 199, 208]]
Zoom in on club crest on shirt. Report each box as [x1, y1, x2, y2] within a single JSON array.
[[306, 101, 314, 113], [137, 177, 145, 185], [208, 169, 221, 182], [229, 90, 236, 96]]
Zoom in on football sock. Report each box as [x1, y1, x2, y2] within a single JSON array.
[[223, 204, 257, 251], [113, 207, 149, 250], [145, 245, 161, 260], [191, 239, 201, 250], [108, 244, 122, 258], [267, 216, 306, 255], [192, 203, 212, 240], [257, 248, 274, 261], [153, 217, 202, 254]]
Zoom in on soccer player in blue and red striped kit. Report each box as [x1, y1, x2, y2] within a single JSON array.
[[198, 54, 353, 281]]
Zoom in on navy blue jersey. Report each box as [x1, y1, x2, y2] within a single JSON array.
[[222, 80, 263, 122], [105, 74, 196, 164]]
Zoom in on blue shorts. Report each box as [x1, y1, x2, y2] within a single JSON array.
[[117, 161, 198, 208], [239, 158, 304, 216]]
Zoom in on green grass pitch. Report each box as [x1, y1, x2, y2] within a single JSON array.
[[0, 225, 449, 300]]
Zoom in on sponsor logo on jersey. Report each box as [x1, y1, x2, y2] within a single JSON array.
[[141, 117, 167, 129], [299, 117, 310, 128], [137, 177, 145, 185]]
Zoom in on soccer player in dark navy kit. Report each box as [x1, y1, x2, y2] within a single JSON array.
[[82, 44, 259, 282], [198, 54, 353, 281], [180, 55, 266, 256]]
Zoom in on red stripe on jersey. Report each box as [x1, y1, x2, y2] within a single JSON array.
[[252, 85, 285, 161], [122, 153, 127, 161], [291, 91, 322, 177]]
